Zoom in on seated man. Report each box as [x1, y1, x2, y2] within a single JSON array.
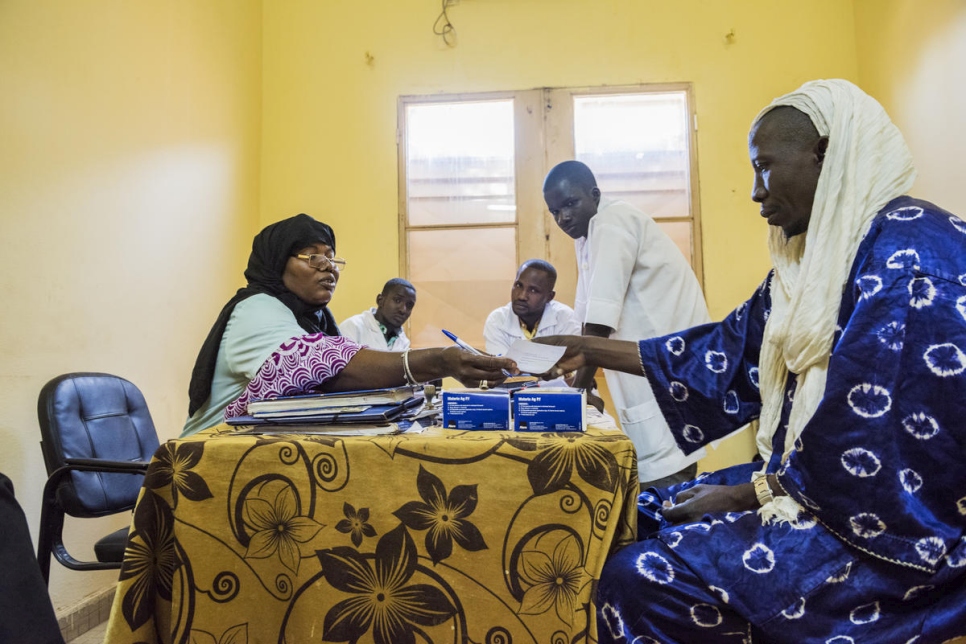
[[483, 259, 580, 356], [340, 278, 416, 351], [540, 79, 966, 641]]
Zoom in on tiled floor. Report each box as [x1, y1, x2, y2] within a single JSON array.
[[66, 620, 107, 644]]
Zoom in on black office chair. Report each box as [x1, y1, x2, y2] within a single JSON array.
[[36, 373, 161, 585]]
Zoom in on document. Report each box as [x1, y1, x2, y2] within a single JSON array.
[[585, 406, 619, 430], [503, 339, 567, 375]]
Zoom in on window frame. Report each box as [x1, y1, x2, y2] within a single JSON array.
[[396, 83, 703, 346]]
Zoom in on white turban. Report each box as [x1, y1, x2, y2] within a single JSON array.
[[753, 79, 916, 465]]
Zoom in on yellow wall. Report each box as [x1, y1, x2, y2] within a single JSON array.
[[261, 0, 859, 324], [855, 0, 966, 217], [0, 0, 262, 610]]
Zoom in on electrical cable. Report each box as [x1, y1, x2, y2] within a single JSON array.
[[433, 0, 457, 46]]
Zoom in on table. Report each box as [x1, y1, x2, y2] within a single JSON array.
[[104, 424, 638, 643]]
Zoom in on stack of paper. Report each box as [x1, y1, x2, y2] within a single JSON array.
[[246, 386, 417, 417]]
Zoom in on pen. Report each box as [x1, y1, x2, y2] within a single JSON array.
[[441, 329, 513, 376], [441, 329, 486, 356]]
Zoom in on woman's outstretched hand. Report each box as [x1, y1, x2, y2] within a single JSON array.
[[440, 346, 518, 387], [320, 346, 517, 392]]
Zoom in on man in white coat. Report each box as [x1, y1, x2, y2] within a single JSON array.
[[340, 278, 416, 351], [544, 160, 711, 489], [483, 259, 580, 356]]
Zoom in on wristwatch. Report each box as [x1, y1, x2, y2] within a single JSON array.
[[754, 475, 775, 507]]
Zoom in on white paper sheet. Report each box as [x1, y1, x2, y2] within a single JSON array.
[[503, 339, 567, 375]]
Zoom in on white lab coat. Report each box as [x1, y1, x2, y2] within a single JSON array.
[[482, 300, 581, 356], [575, 197, 711, 482], [339, 308, 411, 352]]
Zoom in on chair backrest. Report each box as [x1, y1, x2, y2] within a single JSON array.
[[37, 373, 161, 517]]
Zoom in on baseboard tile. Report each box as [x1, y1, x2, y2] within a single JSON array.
[[57, 585, 115, 643]]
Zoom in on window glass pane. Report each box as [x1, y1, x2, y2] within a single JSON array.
[[406, 100, 516, 226], [656, 220, 694, 269], [574, 92, 690, 220], [406, 227, 517, 349]]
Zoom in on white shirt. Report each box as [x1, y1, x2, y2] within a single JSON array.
[[575, 197, 710, 337], [483, 300, 581, 356], [339, 308, 411, 352], [575, 197, 712, 481]]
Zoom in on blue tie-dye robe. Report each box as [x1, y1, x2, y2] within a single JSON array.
[[597, 197, 966, 643]]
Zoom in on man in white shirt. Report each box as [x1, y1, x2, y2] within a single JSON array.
[[543, 160, 711, 489], [483, 259, 580, 356], [339, 278, 416, 351]]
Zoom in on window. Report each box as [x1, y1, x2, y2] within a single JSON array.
[[399, 85, 701, 349], [399, 97, 521, 349], [572, 91, 696, 262]]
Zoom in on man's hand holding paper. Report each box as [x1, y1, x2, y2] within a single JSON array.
[[532, 335, 645, 380]]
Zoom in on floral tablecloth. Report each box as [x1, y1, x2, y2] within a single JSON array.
[[104, 424, 638, 644]]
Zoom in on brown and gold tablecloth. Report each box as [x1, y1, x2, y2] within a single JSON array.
[[104, 424, 638, 644]]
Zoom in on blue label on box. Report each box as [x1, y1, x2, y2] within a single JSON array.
[[512, 389, 585, 432], [442, 390, 510, 430]]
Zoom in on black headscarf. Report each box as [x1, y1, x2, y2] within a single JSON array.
[[187, 213, 340, 416]]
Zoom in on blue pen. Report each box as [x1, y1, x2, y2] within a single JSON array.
[[441, 329, 513, 375], [441, 329, 485, 355]]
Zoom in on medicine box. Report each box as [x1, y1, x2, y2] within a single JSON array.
[[441, 389, 511, 430], [512, 388, 586, 432]]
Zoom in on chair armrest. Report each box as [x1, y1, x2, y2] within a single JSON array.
[[44, 460, 151, 493], [41, 459, 152, 519], [61, 458, 150, 474]]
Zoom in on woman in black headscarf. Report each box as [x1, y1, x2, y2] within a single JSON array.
[[184, 214, 513, 436]]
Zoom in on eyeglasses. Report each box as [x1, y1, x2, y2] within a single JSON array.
[[295, 254, 347, 271]]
